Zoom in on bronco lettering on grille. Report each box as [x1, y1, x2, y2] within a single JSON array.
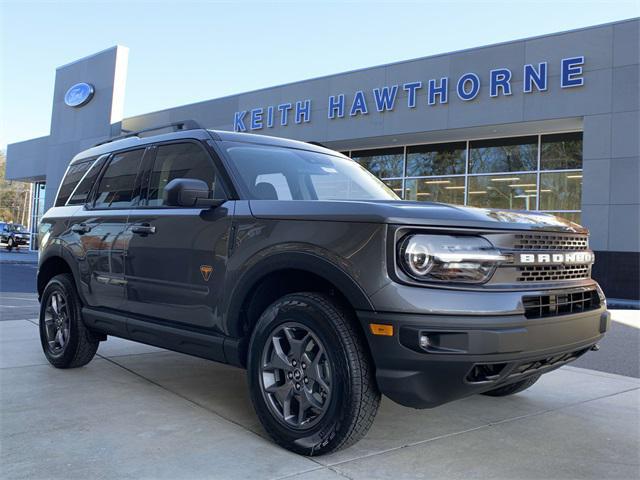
[[519, 252, 594, 264]]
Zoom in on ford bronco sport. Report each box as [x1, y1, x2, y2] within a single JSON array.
[[37, 122, 609, 456]]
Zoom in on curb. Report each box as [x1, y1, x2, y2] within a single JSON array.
[[608, 298, 640, 310]]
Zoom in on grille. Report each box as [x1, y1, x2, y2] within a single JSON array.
[[517, 264, 591, 282], [523, 289, 600, 319], [513, 234, 588, 250]]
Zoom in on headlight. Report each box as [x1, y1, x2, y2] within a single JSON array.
[[399, 234, 507, 284]]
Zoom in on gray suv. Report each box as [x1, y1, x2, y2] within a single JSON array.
[[37, 122, 609, 455]]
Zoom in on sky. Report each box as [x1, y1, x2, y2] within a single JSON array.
[[1, 0, 638, 149]]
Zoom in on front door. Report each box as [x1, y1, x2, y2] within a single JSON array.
[[124, 141, 233, 332]]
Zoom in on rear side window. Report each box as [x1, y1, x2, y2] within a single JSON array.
[[55, 159, 96, 207], [146, 143, 220, 207], [67, 155, 108, 205], [93, 149, 145, 209]]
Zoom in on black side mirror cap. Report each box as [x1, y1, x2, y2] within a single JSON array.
[[163, 178, 222, 208]]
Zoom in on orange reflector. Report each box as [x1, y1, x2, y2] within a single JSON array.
[[369, 323, 394, 336]]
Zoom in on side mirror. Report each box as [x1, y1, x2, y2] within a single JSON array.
[[163, 178, 223, 208]]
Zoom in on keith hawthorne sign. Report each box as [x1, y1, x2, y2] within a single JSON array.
[[233, 56, 585, 132]]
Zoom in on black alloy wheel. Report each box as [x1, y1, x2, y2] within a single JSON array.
[[43, 290, 71, 355], [259, 322, 333, 430]]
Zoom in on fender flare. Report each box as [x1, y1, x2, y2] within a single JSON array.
[[225, 251, 374, 338], [37, 243, 88, 305]]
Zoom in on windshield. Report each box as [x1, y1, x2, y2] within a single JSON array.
[[8, 224, 25, 232], [222, 142, 400, 201]]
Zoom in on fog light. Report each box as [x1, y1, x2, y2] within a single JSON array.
[[419, 334, 430, 348]]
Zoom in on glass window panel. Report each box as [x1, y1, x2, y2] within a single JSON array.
[[255, 173, 292, 200], [147, 143, 219, 207], [406, 142, 466, 177], [469, 136, 538, 174], [539, 171, 582, 211], [545, 211, 582, 225], [468, 173, 538, 210], [405, 176, 465, 204], [94, 149, 144, 209], [67, 156, 108, 205], [55, 159, 94, 206], [381, 179, 404, 198], [541, 132, 582, 170], [351, 147, 404, 178]]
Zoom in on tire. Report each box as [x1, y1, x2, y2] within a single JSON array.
[[248, 292, 380, 456], [39, 273, 99, 368], [481, 374, 541, 397], [6, 238, 14, 251]]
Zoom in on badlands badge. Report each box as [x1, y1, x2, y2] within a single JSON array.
[[200, 265, 213, 282]]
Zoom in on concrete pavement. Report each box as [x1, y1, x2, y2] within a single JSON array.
[[1, 318, 638, 480]]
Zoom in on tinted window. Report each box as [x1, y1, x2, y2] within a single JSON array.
[[351, 147, 404, 178], [541, 132, 582, 170], [539, 172, 582, 210], [467, 173, 538, 210], [406, 142, 466, 177], [147, 143, 219, 207], [405, 176, 465, 204], [469, 136, 538, 174], [67, 156, 108, 205], [93, 149, 144, 209], [55, 159, 95, 207]]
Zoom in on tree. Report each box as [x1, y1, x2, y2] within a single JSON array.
[[0, 150, 31, 225]]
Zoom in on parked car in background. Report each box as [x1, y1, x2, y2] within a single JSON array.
[[0, 223, 30, 251]]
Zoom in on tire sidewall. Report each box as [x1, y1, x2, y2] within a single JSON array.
[[39, 274, 82, 367], [248, 295, 352, 454]]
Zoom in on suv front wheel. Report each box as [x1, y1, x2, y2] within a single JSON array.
[[248, 292, 380, 456], [39, 273, 99, 368]]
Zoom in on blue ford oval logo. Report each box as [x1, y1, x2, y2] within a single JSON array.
[[64, 82, 95, 107]]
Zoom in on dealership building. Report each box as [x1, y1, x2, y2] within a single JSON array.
[[6, 18, 639, 300]]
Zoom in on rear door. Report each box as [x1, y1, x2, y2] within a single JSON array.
[[124, 141, 233, 332], [69, 148, 146, 311]]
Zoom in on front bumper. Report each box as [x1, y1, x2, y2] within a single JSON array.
[[357, 305, 609, 409]]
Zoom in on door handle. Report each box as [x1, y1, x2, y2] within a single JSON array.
[[71, 223, 91, 234], [130, 224, 156, 235]]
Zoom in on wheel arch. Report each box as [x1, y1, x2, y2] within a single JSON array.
[[37, 255, 73, 299], [225, 252, 374, 366]]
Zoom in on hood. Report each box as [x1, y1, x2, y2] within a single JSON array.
[[248, 200, 587, 233]]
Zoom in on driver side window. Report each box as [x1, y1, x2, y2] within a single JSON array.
[[147, 143, 222, 207]]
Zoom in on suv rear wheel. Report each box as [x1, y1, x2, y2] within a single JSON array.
[[39, 273, 99, 368], [248, 292, 380, 456]]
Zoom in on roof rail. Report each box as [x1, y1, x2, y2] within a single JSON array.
[[94, 120, 204, 147]]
